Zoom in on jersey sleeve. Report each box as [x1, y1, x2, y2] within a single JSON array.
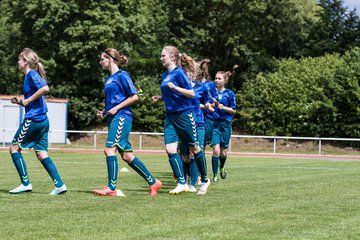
[[118, 72, 137, 97], [30, 71, 47, 90], [176, 70, 192, 90], [229, 91, 236, 109]]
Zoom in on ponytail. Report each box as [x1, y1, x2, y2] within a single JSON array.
[[104, 48, 128, 66], [19, 48, 46, 79], [36, 62, 46, 79], [179, 53, 197, 81], [217, 64, 239, 83]]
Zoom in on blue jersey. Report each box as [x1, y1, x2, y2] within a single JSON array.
[[104, 70, 137, 121], [202, 80, 218, 120], [161, 67, 193, 113], [214, 89, 236, 123], [192, 82, 213, 127], [23, 70, 48, 121]]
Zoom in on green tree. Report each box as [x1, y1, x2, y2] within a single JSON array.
[[305, 0, 360, 56], [240, 48, 360, 138], [5, 0, 169, 129]]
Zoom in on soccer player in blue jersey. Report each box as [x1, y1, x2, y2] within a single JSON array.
[[178, 54, 214, 192], [211, 66, 238, 181], [197, 59, 221, 180], [93, 48, 161, 197], [9, 48, 67, 195], [152, 46, 210, 195], [197, 59, 218, 146]]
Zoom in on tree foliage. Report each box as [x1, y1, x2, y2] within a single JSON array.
[[0, 0, 359, 137], [240, 47, 360, 137]]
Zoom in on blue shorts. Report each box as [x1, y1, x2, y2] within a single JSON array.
[[106, 116, 133, 152], [204, 117, 214, 146], [12, 117, 49, 152], [211, 120, 232, 149], [179, 126, 205, 156], [164, 111, 198, 147]]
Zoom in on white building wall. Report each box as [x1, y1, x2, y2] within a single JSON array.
[[0, 96, 67, 144]]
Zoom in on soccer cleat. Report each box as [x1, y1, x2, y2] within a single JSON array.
[[213, 176, 219, 182], [93, 186, 118, 197], [186, 184, 197, 193], [169, 183, 189, 194], [49, 184, 67, 195], [148, 179, 162, 196], [9, 183, 33, 194], [220, 168, 227, 179], [197, 179, 211, 195]]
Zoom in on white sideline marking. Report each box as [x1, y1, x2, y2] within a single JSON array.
[[285, 166, 360, 172]]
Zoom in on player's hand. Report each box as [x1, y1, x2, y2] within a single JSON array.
[[218, 103, 225, 110], [107, 108, 117, 117], [152, 95, 162, 102], [166, 82, 176, 90], [21, 99, 30, 107], [96, 110, 104, 120], [205, 103, 215, 112], [11, 96, 20, 104]]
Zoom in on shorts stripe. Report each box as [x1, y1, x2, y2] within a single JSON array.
[[18, 119, 31, 143], [115, 117, 125, 144], [188, 112, 197, 142]]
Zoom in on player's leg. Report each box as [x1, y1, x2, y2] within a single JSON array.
[[9, 144, 32, 193], [164, 115, 188, 194], [34, 118, 67, 195], [9, 118, 36, 194], [93, 116, 121, 196], [121, 151, 161, 196], [36, 151, 67, 195], [219, 122, 232, 179]]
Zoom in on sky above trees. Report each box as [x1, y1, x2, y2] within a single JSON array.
[[343, 0, 360, 15]]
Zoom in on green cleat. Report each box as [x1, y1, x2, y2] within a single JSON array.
[[220, 168, 227, 179], [213, 176, 219, 182]]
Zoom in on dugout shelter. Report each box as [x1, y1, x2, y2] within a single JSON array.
[[0, 95, 68, 144]]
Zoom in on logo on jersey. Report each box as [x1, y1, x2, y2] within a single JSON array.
[[162, 75, 171, 84], [105, 78, 114, 85]]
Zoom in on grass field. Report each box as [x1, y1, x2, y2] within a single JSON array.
[[1, 151, 360, 240]]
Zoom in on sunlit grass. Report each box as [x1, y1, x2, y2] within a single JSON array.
[[1, 151, 360, 239]]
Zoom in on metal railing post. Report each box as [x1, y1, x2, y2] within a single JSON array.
[[94, 131, 97, 149], [319, 138, 322, 155], [139, 133, 142, 150], [273, 137, 277, 154], [229, 137, 232, 152], [2, 128, 5, 147]]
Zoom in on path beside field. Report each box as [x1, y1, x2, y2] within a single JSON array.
[[1, 147, 360, 161]]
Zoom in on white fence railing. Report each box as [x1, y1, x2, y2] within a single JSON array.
[[1, 128, 360, 155]]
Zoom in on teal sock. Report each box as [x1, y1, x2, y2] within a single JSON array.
[[212, 156, 220, 177], [129, 157, 156, 185], [11, 152, 30, 186], [220, 156, 227, 169], [168, 153, 186, 184], [106, 156, 118, 190], [194, 150, 208, 182], [189, 158, 198, 186], [41, 157, 64, 188]]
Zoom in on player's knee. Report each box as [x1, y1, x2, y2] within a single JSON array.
[[36, 151, 48, 161], [213, 149, 220, 157], [220, 148, 228, 157], [122, 153, 134, 163], [9, 144, 19, 154], [104, 147, 115, 156]]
